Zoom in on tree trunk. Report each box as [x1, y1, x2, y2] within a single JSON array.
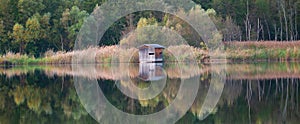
[[294, 3, 298, 40], [274, 24, 278, 41], [129, 14, 134, 31], [289, 0, 294, 41], [245, 0, 251, 41], [278, 0, 283, 41], [280, 12, 283, 41], [280, 0, 288, 41], [20, 41, 24, 54], [264, 17, 271, 40], [257, 18, 260, 41], [282, 81, 288, 123], [60, 34, 64, 51]]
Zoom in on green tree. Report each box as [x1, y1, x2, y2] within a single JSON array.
[[0, 0, 19, 30], [35, 13, 52, 55], [0, 19, 9, 54], [79, 0, 105, 13], [25, 16, 41, 41], [17, 0, 45, 23], [60, 6, 89, 51], [37, 13, 51, 39], [24, 15, 41, 55], [11, 23, 26, 54], [193, 0, 213, 9]]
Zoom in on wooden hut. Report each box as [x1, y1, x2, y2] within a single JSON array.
[[138, 44, 165, 63], [138, 63, 165, 81]]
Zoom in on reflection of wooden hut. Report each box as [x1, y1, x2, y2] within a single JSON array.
[[139, 44, 165, 63], [139, 63, 165, 81]]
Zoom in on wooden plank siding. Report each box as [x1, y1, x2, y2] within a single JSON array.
[[138, 44, 165, 63]]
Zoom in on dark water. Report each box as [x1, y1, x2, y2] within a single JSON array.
[[0, 62, 299, 124]]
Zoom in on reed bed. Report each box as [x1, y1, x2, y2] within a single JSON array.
[[225, 41, 300, 49], [0, 45, 207, 65], [1, 41, 300, 65], [0, 46, 138, 65], [225, 41, 300, 61], [0, 52, 45, 65]]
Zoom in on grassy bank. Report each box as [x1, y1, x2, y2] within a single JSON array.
[[225, 41, 300, 62], [0, 45, 207, 65], [1, 41, 300, 65], [0, 52, 47, 65]]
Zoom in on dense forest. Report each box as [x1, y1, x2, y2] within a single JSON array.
[[0, 0, 299, 56]]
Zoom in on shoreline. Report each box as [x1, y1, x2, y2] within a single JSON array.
[[1, 41, 300, 65], [1, 59, 300, 66]]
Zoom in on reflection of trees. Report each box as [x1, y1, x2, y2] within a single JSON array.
[[10, 86, 25, 105], [218, 79, 243, 106], [116, 78, 180, 113], [190, 80, 209, 118], [26, 86, 42, 113], [2, 62, 300, 80], [190, 69, 225, 120], [0, 71, 96, 123], [1, 64, 300, 123], [198, 78, 300, 124], [224, 63, 300, 80], [0, 63, 205, 80], [0, 86, 8, 110], [62, 87, 88, 120]]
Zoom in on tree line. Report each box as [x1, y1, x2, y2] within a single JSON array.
[[0, 0, 299, 56]]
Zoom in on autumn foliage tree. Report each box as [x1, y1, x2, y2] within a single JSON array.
[[11, 23, 25, 54]]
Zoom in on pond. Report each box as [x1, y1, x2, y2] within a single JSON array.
[[0, 62, 299, 123]]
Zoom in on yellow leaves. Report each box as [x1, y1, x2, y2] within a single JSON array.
[[188, 5, 206, 17], [139, 97, 159, 108], [137, 18, 148, 29], [10, 86, 43, 113], [61, 95, 87, 120], [11, 86, 25, 105], [19, 0, 24, 3], [139, 100, 149, 107], [61, 8, 70, 28], [41, 102, 53, 115], [62, 102, 72, 117], [25, 16, 41, 41], [206, 9, 216, 16], [12, 23, 25, 43], [175, 23, 183, 33], [26, 17, 40, 31], [207, 31, 223, 51], [137, 17, 158, 29], [26, 89, 41, 113], [18, 86, 41, 112], [10, 15, 41, 53]]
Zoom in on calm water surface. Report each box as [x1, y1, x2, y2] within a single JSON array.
[[0, 62, 299, 123]]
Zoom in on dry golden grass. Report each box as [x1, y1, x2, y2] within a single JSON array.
[[43, 45, 208, 64], [166, 45, 209, 62], [0, 52, 40, 65], [225, 41, 300, 49], [45, 46, 138, 64], [2, 62, 300, 80], [2, 41, 300, 65], [224, 41, 300, 61]]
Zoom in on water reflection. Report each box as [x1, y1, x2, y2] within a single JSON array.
[[0, 62, 299, 123], [72, 62, 202, 124], [116, 63, 167, 100], [138, 63, 165, 81]]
